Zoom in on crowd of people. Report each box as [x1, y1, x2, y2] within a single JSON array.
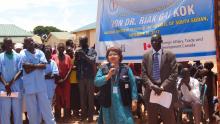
[[0, 33, 218, 124]]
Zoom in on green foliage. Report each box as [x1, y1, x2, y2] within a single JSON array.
[[33, 26, 63, 36]]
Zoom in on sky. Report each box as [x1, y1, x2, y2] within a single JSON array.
[[0, 0, 98, 32]]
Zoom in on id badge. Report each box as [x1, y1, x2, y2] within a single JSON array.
[[113, 86, 118, 94], [125, 84, 129, 89]]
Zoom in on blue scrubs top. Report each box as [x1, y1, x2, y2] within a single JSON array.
[[0, 51, 22, 92], [45, 59, 59, 99], [20, 49, 47, 94]]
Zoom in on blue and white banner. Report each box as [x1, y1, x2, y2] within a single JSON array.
[[96, 0, 216, 62]]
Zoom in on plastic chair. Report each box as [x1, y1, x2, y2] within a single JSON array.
[[177, 83, 207, 123]]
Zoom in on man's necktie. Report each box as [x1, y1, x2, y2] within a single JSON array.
[[152, 52, 160, 81]]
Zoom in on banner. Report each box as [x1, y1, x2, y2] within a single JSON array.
[[96, 0, 216, 62]]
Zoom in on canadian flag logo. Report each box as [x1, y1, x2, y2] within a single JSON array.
[[143, 43, 151, 50]]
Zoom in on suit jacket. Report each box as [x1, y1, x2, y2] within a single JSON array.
[[142, 49, 178, 107]]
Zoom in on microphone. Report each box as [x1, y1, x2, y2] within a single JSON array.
[[110, 63, 118, 82], [110, 63, 117, 74]]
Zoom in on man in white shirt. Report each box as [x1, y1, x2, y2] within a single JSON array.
[[178, 68, 202, 124]]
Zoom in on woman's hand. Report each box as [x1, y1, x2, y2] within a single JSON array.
[[131, 100, 137, 112], [105, 68, 116, 80]]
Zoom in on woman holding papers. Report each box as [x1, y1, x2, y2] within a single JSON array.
[[95, 47, 138, 124], [0, 38, 23, 124]]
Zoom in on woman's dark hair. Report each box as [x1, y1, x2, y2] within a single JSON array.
[[106, 47, 123, 62]]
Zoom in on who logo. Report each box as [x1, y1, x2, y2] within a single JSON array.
[[109, 0, 119, 13]]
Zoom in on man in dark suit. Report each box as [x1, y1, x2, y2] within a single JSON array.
[[142, 33, 178, 124]]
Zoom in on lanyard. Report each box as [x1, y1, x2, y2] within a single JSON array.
[[111, 68, 119, 84]]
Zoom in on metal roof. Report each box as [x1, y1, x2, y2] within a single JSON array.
[[48, 32, 74, 40], [0, 24, 32, 37], [72, 22, 96, 33]]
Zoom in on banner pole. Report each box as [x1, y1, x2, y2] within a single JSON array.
[[214, 0, 220, 101]]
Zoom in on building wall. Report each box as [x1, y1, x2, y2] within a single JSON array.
[[45, 35, 58, 48], [45, 35, 67, 49], [89, 29, 96, 47], [0, 37, 27, 44], [74, 29, 96, 47]]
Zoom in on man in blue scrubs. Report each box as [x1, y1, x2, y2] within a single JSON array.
[[0, 38, 23, 124], [20, 37, 56, 124]]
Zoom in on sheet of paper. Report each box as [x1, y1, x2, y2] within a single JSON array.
[[149, 90, 172, 108], [0, 91, 19, 98]]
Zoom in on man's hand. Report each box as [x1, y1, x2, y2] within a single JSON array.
[[23, 63, 35, 74], [57, 78, 65, 86], [45, 73, 53, 79], [151, 85, 163, 95], [5, 84, 11, 96], [23, 63, 35, 69], [57, 78, 66, 88], [131, 100, 137, 112], [72, 65, 77, 71]]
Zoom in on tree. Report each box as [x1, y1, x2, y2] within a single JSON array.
[[33, 26, 63, 36]]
